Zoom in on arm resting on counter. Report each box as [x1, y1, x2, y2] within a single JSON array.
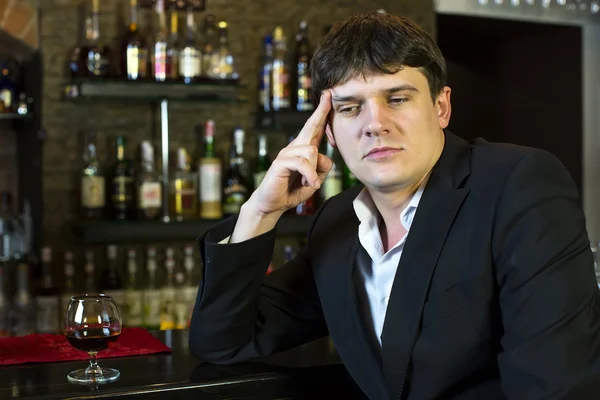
[[189, 212, 329, 365]]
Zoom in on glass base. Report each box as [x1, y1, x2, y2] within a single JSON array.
[[67, 367, 120, 385]]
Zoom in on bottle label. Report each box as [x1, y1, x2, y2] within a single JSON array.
[[323, 175, 343, 200], [143, 289, 162, 328], [223, 184, 248, 215], [253, 171, 267, 189], [126, 46, 149, 79], [138, 182, 162, 209], [200, 162, 222, 202], [272, 60, 290, 109], [112, 176, 134, 205], [125, 290, 143, 327], [82, 176, 105, 208], [153, 42, 168, 80], [180, 47, 200, 79], [172, 181, 197, 215]]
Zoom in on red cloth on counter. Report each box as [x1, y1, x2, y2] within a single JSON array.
[[0, 327, 171, 366]]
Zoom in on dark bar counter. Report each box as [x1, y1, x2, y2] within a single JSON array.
[[0, 330, 367, 399]]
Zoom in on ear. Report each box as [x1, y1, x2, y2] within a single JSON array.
[[436, 86, 452, 129], [325, 123, 336, 148]]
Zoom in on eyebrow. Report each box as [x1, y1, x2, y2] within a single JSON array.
[[331, 84, 420, 102]]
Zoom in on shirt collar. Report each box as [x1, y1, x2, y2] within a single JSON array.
[[352, 175, 429, 232]]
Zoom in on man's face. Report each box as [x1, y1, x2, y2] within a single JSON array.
[[327, 67, 451, 192]]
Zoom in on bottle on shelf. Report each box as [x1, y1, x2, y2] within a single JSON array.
[[0, 191, 18, 261], [124, 248, 143, 327], [137, 141, 162, 220], [198, 120, 222, 220], [67, 2, 88, 77], [159, 248, 176, 330], [123, 0, 149, 81], [200, 14, 218, 78], [253, 133, 270, 191], [182, 245, 197, 325], [293, 21, 313, 112], [170, 147, 198, 221], [173, 269, 188, 330], [151, 0, 169, 82], [143, 247, 161, 330], [215, 21, 236, 79], [35, 247, 61, 334], [165, 4, 180, 80], [259, 34, 274, 112], [321, 142, 343, 201], [179, 7, 200, 83], [222, 128, 250, 216], [81, 130, 105, 220], [0, 265, 8, 337], [11, 260, 35, 336], [109, 135, 135, 220], [100, 245, 124, 308], [272, 26, 290, 111], [80, 0, 110, 78], [83, 250, 96, 293], [62, 251, 75, 316], [0, 56, 18, 113]]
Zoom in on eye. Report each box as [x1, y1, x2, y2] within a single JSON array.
[[338, 105, 360, 114], [389, 97, 408, 105]]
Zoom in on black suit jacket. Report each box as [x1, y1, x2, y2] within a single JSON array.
[[189, 131, 600, 399]]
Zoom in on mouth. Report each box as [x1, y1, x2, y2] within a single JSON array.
[[364, 147, 402, 159]]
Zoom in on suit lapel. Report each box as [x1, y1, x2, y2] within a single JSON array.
[[315, 207, 390, 399], [380, 131, 471, 399]]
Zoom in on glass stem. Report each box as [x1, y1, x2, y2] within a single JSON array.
[[86, 351, 103, 378]]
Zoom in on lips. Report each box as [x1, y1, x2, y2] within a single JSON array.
[[365, 146, 401, 158]]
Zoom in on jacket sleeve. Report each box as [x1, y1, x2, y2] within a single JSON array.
[[492, 149, 600, 399], [188, 209, 329, 364]]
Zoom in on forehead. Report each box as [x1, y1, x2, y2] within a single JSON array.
[[331, 67, 429, 96]]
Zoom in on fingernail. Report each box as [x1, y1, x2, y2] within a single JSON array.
[[315, 181, 321, 190]]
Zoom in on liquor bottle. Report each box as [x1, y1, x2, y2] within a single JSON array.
[[81, 130, 105, 220], [293, 21, 313, 112], [101, 245, 124, 308], [198, 120, 222, 219], [109, 136, 135, 220], [343, 164, 358, 189], [170, 148, 198, 221], [173, 270, 188, 330], [200, 14, 218, 78], [253, 134, 270, 191], [67, 2, 88, 77], [321, 143, 343, 201], [83, 250, 96, 293], [12, 261, 35, 336], [0, 57, 17, 113], [35, 247, 61, 334], [159, 248, 176, 330], [143, 247, 161, 330], [165, 6, 180, 80], [137, 141, 162, 220], [272, 26, 290, 111], [123, 0, 148, 80], [179, 8, 200, 83], [0, 191, 18, 261], [80, 0, 110, 78], [258, 34, 273, 112], [124, 249, 143, 327], [215, 21, 236, 79], [62, 251, 75, 317], [151, 0, 168, 82], [182, 245, 197, 325], [0, 264, 7, 337], [222, 128, 250, 216]]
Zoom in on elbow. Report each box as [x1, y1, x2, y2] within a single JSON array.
[[188, 325, 245, 365]]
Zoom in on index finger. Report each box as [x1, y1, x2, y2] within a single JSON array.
[[295, 90, 332, 147]]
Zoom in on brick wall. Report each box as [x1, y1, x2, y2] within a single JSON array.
[[37, 0, 433, 261]]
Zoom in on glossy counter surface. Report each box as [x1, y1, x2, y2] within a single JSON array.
[[0, 330, 366, 399]]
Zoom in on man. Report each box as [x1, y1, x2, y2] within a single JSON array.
[[189, 12, 600, 400]]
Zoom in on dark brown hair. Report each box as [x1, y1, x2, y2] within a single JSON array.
[[310, 12, 447, 103]]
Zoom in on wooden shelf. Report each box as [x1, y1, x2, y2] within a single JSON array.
[[71, 214, 313, 244], [0, 112, 32, 120], [63, 77, 244, 103]]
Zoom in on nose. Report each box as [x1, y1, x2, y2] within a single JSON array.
[[362, 101, 390, 138]]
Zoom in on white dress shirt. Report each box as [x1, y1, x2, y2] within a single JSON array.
[[352, 180, 427, 347]]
